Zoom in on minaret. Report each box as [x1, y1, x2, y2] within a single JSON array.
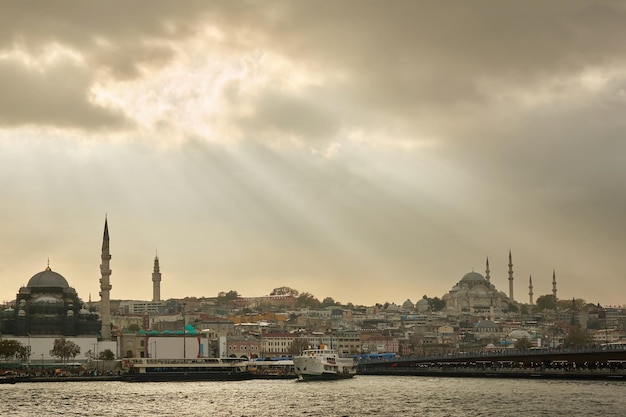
[[552, 269, 557, 303], [99, 217, 112, 340], [152, 253, 162, 302], [485, 257, 491, 284], [528, 275, 534, 305], [508, 250, 514, 301]]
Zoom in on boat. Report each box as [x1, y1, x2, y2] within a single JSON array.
[[248, 358, 297, 379], [293, 346, 357, 380], [122, 357, 253, 382]]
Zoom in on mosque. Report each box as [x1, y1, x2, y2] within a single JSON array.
[[0, 264, 100, 336], [441, 251, 555, 314], [0, 219, 113, 339]]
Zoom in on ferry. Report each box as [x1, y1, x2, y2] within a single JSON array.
[[293, 346, 357, 381], [122, 357, 253, 382], [248, 358, 297, 379]]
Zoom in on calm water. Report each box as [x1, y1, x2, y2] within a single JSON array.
[[1, 376, 624, 416]]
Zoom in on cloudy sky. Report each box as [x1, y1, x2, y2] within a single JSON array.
[[1, 1, 625, 307]]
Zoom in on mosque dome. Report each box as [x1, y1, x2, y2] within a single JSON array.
[[416, 296, 429, 312], [27, 267, 70, 289], [460, 271, 487, 286]]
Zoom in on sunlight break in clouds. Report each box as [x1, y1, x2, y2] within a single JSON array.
[[92, 27, 338, 148]]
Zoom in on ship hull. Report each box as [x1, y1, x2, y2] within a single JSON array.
[[123, 370, 253, 382]]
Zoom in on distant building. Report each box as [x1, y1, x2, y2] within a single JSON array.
[[442, 257, 514, 314]]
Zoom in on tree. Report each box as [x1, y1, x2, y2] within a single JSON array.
[[270, 286, 299, 297], [428, 297, 445, 312], [50, 338, 81, 364], [535, 294, 557, 311], [99, 349, 115, 360], [563, 325, 593, 348], [217, 290, 240, 305], [557, 298, 586, 311], [127, 323, 141, 332], [587, 319, 602, 330], [322, 297, 337, 307], [296, 292, 321, 308], [288, 338, 310, 355], [514, 338, 532, 350], [0, 339, 24, 361], [16, 344, 31, 362]]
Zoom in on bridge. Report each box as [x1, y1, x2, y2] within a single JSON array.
[[357, 346, 626, 380]]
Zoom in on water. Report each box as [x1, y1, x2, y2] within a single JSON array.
[[1, 376, 624, 416]]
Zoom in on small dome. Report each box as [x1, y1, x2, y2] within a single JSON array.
[[67, 310, 74, 317], [27, 267, 70, 289]]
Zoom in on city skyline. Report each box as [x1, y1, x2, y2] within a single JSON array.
[[1, 1, 625, 306]]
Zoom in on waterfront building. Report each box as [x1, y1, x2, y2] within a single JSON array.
[[260, 332, 300, 357], [225, 335, 262, 358], [0, 264, 100, 337]]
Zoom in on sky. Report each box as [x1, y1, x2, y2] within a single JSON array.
[[1, 1, 625, 307]]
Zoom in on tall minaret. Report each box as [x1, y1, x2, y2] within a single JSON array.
[[508, 250, 514, 301], [528, 275, 534, 305], [152, 253, 162, 302], [485, 257, 491, 284], [99, 217, 112, 340], [552, 269, 557, 303]]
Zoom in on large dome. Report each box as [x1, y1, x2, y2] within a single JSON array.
[[461, 271, 487, 284], [27, 267, 70, 289]]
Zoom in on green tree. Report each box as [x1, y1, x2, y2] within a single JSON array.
[[270, 286, 299, 297], [535, 294, 557, 311], [0, 339, 24, 361], [428, 297, 445, 312], [322, 297, 337, 307], [557, 298, 586, 311], [127, 323, 141, 332], [99, 349, 115, 360], [217, 290, 240, 305], [50, 337, 81, 364], [296, 292, 321, 308]]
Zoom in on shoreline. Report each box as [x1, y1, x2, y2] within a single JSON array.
[[358, 368, 626, 381]]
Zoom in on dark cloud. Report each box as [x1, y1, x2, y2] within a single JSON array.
[[0, 59, 127, 128]]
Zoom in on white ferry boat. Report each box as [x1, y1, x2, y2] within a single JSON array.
[[122, 357, 252, 382], [293, 346, 357, 381]]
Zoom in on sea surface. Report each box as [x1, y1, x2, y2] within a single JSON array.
[[1, 376, 624, 416]]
